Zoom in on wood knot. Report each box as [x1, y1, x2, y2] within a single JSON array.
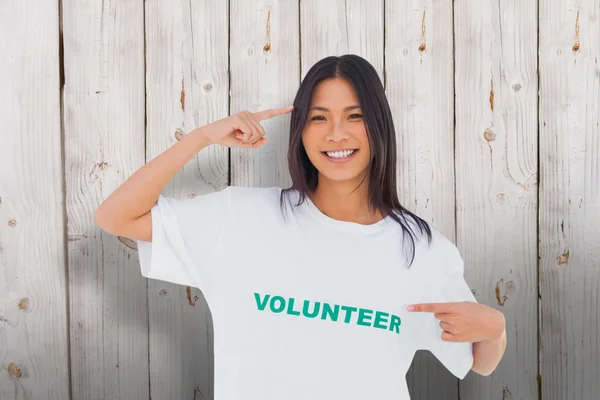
[[8, 219, 16, 227], [512, 83, 521, 92], [18, 298, 30, 311], [118, 236, 138, 251], [558, 250, 570, 265], [495, 278, 512, 306], [8, 363, 22, 378], [174, 128, 186, 141], [186, 286, 199, 306], [180, 77, 185, 111], [193, 386, 204, 400], [484, 128, 496, 142], [203, 83, 213, 92], [502, 386, 513, 399]]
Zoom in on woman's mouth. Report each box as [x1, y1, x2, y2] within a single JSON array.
[[322, 149, 358, 162]]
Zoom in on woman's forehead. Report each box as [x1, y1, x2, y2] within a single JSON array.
[[310, 78, 360, 107]]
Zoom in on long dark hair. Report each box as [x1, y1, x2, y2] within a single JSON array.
[[280, 54, 432, 267]]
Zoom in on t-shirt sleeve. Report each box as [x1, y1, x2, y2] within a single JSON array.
[[136, 187, 230, 294], [418, 247, 478, 379]]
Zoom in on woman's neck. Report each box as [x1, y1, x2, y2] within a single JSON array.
[[308, 176, 385, 225]]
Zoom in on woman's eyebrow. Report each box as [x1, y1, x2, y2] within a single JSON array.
[[309, 105, 361, 112]]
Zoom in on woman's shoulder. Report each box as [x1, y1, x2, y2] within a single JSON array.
[[426, 224, 455, 248], [405, 219, 464, 275], [400, 214, 452, 251]]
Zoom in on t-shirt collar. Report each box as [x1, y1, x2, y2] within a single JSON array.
[[297, 190, 394, 234]]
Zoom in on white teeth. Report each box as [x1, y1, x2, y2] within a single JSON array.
[[326, 149, 356, 159]]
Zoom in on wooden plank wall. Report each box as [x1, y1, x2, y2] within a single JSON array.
[[454, 0, 539, 399], [230, 0, 299, 188], [144, 1, 228, 399], [1, 0, 598, 399], [384, 1, 460, 399], [0, 1, 70, 399], [539, 1, 600, 399], [62, 0, 148, 398]]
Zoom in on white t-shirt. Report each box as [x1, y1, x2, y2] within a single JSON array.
[[137, 186, 477, 399]]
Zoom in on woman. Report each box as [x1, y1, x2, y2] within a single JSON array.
[[95, 54, 506, 399]]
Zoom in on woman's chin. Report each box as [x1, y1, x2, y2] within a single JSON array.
[[318, 170, 368, 184]]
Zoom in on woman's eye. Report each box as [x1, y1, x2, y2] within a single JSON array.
[[310, 114, 362, 121]]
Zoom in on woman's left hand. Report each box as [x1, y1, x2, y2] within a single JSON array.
[[407, 301, 505, 343]]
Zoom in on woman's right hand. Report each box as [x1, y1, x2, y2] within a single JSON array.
[[198, 106, 294, 148]]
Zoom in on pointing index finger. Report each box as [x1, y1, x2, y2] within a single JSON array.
[[407, 303, 454, 313], [253, 106, 294, 121]]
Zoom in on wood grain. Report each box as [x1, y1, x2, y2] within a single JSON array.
[[144, 0, 228, 398], [230, 0, 300, 188], [539, 1, 600, 399], [454, 0, 538, 398], [62, 0, 149, 398], [2, 2, 600, 398], [0, 1, 70, 399], [300, 0, 384, 81], [384, 1, 460, 398]]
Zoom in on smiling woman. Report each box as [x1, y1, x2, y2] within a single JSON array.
[[281, 55, 432, 264], [303, 78, 371, 178], [95, 53, 505, 400]]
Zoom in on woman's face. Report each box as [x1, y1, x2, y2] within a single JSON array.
[[301, 78, 371, 185]]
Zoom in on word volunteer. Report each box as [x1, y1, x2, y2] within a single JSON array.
[[254, 292, 402, 334]]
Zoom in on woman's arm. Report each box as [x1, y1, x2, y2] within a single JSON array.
[[408, 301, 506, 376], [94, 106, 293, 241], [472, 322, 506, 376], [471, 322, 506, 376], [93, 128, 211, 241]]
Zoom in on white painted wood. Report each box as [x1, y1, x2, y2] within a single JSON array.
[[384, 1, 460, 398], [539, 1, 600, 399], [0, 2, 70, 399], [230, 0, 300, 188], [144, 0, 228, 398], [3, 2, 600, 398], [300, 0, 383, 81], [62, 0, 149, 398], [454, 0, 538, 398]]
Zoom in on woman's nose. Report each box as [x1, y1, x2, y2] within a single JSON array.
[[325, 123, 350, 142]]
